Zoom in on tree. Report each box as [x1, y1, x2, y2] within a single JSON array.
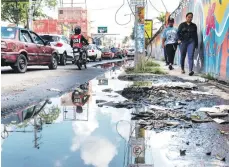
[[122, 36, 129, 44], [1, 0, 57, 25], [130, 27, 135, 40], [156, 12, 166, 24]]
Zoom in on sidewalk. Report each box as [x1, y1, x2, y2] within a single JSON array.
[[154, 60, 229, 100]]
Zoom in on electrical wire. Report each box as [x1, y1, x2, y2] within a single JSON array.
[[115, 0, 132, 26], [161, 0, 168, 12]]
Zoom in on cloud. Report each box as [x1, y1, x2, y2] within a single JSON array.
[[54, 160, 62, 167], [80, 136, 117, 167], [70, 108, 99, 152]]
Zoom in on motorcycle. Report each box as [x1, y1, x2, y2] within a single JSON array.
[[72, 46, 88, 70]]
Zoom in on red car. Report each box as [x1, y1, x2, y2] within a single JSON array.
[[1, 27, 59, 73], [101, 48, 114, 59]]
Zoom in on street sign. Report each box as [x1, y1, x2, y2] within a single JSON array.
[[130, 138, 144, 158], [129, 164, 154, 167], [98, 27, 108, 33], [130, 0, 146, 6], [144, 20, 152, 38]]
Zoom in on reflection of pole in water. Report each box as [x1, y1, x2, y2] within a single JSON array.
[[33, 117, 42, 149]]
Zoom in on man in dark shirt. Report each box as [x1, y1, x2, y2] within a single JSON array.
[[177, 12, 198, 76]]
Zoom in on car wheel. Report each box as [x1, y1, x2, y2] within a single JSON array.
[[49, 54, 58, 70], [93, 55, 97, 62], [11, 54, 28, 73], [60, 52, 67, 66]]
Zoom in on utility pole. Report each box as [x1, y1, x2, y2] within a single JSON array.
[[134, 0, 145, 70], [28, 0, 33, 30]]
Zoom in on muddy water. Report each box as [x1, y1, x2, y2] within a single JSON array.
[[1, 61, 229, 167]]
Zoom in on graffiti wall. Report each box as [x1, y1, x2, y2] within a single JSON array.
[[151, 0, 229, 81]]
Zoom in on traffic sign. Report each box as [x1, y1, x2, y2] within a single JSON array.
[[98, 27, 108, 33], [131, 137, 144, 158]]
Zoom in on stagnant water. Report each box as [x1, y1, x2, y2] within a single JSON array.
[[1, 61, 229, 167]]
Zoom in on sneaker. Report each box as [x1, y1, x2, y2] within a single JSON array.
[[189, 71, 194, 76], [169, 65, 173, 70], [165, 63, 169, 66], [181, 70, 185, 74]]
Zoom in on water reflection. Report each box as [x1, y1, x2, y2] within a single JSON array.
[[1, 63, 133, 167]]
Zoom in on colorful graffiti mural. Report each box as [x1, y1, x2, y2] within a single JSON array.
[[151, 0, 229, 81]]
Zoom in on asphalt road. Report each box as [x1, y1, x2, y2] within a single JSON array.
[[1, 59, 124, 115]]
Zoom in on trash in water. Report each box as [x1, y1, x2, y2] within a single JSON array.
[[47, 88, 61, 92], [191, 91, 214, 95]]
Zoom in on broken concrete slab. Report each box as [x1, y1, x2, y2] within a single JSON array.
[[213, 118, 229, 124], [151, 82, 197, 90], [191, 91, 214, 95]]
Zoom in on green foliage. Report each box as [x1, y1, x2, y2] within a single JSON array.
[[1, 0, 57, 25], [145, 61, 160, 67], [39, 105, 61, 124], [126, 58, 165, 74], [201, 73, 215, 80], [156, 12, 166, 24], [132, 81, 152, 87]]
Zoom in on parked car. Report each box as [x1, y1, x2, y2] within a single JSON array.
[[127, 48, 135, 57], [114, 48, 123, 59], [40, 34, 74, 65], [1, 27, 59, 73], [87, 44, 102, 61], [101, 48, 114, 59]]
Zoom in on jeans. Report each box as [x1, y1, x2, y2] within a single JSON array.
[[179, 39, 195, 72], [166, 43, 177, 65]]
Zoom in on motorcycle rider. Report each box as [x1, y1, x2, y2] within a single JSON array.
[[70, 26, 89, 68], [70, 26, 89, 48]]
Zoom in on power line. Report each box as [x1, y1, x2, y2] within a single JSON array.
[[115, 0, 132, 26], [161, 0, 168, 12]]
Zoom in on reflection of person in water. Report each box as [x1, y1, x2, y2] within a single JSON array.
[[76, 106, 83, 113]]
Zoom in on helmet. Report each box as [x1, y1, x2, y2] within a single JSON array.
[[74, 26, 81, 35]]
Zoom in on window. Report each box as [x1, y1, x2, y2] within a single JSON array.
[[30, 32, 44, 45], [20, 30, 33, 43], [40, 35, 60, 42], [59, 10, 63, 14], [61, 36, 69, 44], [1, 27, 16, 39]]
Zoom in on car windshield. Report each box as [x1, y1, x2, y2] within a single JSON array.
[[1, 27, 16, 39], [102, 48, 110, 52], [88, 45, 95, 50], [40, 35, 60, 42]]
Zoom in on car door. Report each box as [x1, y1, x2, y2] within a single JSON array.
[[61, 36, 73, 59], [19, 30, 39, 64], [30, 31, 52, 64]]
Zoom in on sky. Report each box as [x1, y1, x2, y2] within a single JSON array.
[[44, 0, 180, 38]]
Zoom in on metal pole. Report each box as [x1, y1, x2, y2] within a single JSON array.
[[28, 0, 33, 30], [15, 0, 19, 26], [134, 2, 145, 69]]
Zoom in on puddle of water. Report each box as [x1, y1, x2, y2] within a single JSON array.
[[1, 66, 139, 167], [2, 61, 229, 167]]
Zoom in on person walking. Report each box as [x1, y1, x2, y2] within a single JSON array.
[[177, 12, 198, 76], [161, 25, 169, 66], [162, 17, 178, 70]]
